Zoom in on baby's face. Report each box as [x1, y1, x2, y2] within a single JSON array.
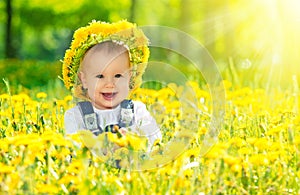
[[80, 50, 131, 109]]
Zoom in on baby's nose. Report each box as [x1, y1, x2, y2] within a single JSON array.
[[104, 77, 115, 87]]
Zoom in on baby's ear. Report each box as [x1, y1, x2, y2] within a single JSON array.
[[128, 70, 133, 84], [129, 70, 133, 78], [78, 71, 87, 88]]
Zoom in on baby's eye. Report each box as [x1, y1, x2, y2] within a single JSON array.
[[115, 74, 122, 78], [96, 74, 104, 79]]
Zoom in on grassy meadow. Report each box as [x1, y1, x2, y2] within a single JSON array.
[[0, 62, 299, 194]]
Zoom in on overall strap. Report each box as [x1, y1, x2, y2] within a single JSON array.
[[77, 100, 135, 135], [119, 100, 135, 128], [77, 101, 103, 135]]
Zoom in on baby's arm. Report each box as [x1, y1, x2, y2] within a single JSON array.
[[133, 101, 162, 146]]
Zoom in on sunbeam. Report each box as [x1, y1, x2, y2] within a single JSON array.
[[186, 0, 300, 89]]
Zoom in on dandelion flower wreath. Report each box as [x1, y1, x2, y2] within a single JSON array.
[[62, 20, 150, 97]]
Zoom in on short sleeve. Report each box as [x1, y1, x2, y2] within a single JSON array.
[[64, 106, 85, 134]]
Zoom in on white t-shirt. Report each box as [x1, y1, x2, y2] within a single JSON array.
[[64, 100, 161, 146]]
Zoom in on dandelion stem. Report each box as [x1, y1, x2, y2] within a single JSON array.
[[2, 78, 14, 119]]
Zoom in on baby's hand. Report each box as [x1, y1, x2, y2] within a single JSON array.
[[119, 128, 127, 136]]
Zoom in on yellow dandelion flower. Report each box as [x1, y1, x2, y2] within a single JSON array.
[[59, 174, 81, 185], [13, 133, 41, 146], [294, 135, 300, 145], [230, 163, 242, 174], [297, 170, 300, 180], [238, 147, 252, 155], [266, 124, 282, 135], [36, 92, 47, 99], [64, 48, 75, 60], [198, 126, 208, 135], [116, 20, 135, 32], [122, 172, 132, 182], [88, 21, 109, 35], [35, 183, 59, 194], [183, 169, 193, 178], [64, 95, 73, 102], [41, 102, 49, 109], [266, 151, 281, 162], [254, 138, 271, 151], [73, 27, 89, 44], [126, 133, 148, 151], [67, 160, 84, 174], [7, 172, 20, 190], [204, 145, 225, 159], [230, 137, 247, 147], [54, 99, 67, 108], [184, 148, 200, 160], [12, 93, 30, 102], [106, 131, 120, 143], [152, 138, 161, 146], [0, 163, 14, 173], [249, 154, 269, 166], [223, 155, 242, 166], [246, 137, 257, 145], [222, 80, 232, 89], [0, 140, 8, 152], [114, 136, 129, 147], [0, 93, 10, 100]]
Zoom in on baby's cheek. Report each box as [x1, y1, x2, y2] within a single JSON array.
[[95, 79, 103, 87], [95, 81, 106, 91], [124, 80, 131, 89]]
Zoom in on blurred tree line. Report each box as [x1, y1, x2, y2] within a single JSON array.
[[1, 0, 134, 60], [0, 0, 300, 89]]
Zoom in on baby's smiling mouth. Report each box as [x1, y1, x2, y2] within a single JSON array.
[[102, 92, 118, 99]]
